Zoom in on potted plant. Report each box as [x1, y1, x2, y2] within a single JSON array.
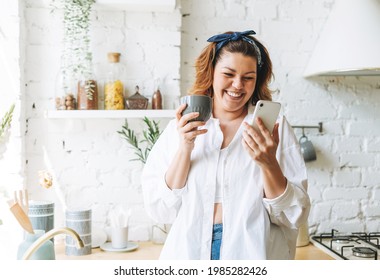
[[117, 117, 162, 164], [53, 0, 98, 110]]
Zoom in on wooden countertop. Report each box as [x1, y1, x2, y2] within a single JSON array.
[[55, 241, 334, 260], [56, 241, 163, 260], [295, 243, 334, 260]]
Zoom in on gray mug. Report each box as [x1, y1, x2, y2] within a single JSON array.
[[299, 135, 317, 162], [180, 95, 212, 122]]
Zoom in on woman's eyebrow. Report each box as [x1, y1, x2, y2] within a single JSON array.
[[222, 67, 257, 74]]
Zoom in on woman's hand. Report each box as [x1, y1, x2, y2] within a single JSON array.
[[242, 117, 286, 198], [176, 104, 208, 150], [241, 117, 279, 168], [165, 104, 208, 190]]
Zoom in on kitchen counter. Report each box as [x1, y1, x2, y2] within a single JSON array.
[[56, 241, 162, 260], [55, 242, 334, 260], [295, 243, 334, 260]]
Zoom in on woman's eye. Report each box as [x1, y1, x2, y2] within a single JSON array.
[[244, 77, 255, 80], [223, 73, 233, 77]]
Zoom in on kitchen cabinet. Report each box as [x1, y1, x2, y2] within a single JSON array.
[[45, 109, 176, 119]]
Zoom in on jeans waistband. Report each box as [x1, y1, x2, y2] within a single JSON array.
[[212, 223, 223, 241]]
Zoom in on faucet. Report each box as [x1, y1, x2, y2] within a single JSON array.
[[22, 227, 84, 260]]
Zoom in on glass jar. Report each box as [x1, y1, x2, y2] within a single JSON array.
[[104, 52, 125, 110], [77, 75, 99, 110], [125, 85, 149, 109], [55, 69, 77, 110]]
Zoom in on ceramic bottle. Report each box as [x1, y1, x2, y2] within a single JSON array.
[[17, 230, 55, 260]]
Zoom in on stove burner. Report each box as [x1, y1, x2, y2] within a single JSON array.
[[352, 247, 376, 258]]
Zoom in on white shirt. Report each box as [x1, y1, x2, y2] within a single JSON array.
[[215, 147, 228, 203], [141, 108, 310, 260]]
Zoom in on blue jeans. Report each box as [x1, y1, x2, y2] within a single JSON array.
[[211, 224, 223, 260]]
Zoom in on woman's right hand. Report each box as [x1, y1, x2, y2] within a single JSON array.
[[176, 104, 208, 150]]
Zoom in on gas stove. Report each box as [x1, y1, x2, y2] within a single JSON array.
[[310, 229, 380, 260]]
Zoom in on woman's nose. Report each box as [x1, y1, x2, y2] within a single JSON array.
[[232, 77, 243, 89]]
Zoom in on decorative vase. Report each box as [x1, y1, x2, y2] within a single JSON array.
[[17, 230, 55, 260], [152, 87, 163, 109], [28, 200, 55, 243]]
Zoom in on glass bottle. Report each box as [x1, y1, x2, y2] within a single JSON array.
[[152, 87, 163, 109], [77, 62, 99, 110], [104, 52, 125, 110]]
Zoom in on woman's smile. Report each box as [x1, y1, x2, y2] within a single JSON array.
[[225, 90, 244, 98]]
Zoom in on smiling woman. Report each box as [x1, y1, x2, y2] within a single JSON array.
[[141, 30, 310, 260]]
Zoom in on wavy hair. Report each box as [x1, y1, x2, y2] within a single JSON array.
[[188, 32, 274, 105]]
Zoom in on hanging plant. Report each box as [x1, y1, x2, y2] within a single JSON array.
[[52, 0, 98, 110]]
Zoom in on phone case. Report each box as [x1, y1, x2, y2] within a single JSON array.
[[251, 100, 281, 133]]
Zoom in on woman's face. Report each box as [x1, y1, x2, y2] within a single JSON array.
[[212, 51, 257, 113]]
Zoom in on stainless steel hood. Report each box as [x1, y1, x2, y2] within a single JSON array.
[[304, 0, 380, 77]]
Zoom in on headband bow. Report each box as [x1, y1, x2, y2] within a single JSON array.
[[207, 30, 263, 67]]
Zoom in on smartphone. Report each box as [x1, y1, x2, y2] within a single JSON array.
[[251, 100, 281, 133]]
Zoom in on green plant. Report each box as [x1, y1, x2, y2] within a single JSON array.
[[117, 117, 162, 164], [0, 103, 15, 140], [52, 0, 96, 100]]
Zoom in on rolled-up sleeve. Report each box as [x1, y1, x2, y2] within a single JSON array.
[[262, 116, 311, 229]]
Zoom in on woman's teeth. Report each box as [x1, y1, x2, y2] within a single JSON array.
[[226, 91, 243, 98]]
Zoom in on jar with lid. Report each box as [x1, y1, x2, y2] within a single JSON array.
[[104, 52, 125, 110], [126, 85, 149, 109]]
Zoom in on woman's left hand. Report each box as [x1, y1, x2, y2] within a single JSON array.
[[241, 117, 279, 168]]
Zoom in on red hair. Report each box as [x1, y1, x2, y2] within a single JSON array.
[[189, 32, 274, 105]]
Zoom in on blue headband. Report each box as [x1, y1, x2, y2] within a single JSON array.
[[207, 30, 263, 67]]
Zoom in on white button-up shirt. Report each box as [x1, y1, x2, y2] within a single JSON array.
[[141, 109, 310, 260]]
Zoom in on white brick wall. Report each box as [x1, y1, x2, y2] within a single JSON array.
[[1, 0, 380, 258]]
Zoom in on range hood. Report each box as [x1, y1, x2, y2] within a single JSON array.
[[304, 0, 380, 77]]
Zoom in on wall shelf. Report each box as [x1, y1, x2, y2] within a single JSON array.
[[45, 109, 176, 119]]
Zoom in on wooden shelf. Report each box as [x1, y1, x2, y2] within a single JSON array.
[[45, 109, 176, 119]]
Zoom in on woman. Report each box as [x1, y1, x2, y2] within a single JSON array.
[[141, 30, 310, 260]]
